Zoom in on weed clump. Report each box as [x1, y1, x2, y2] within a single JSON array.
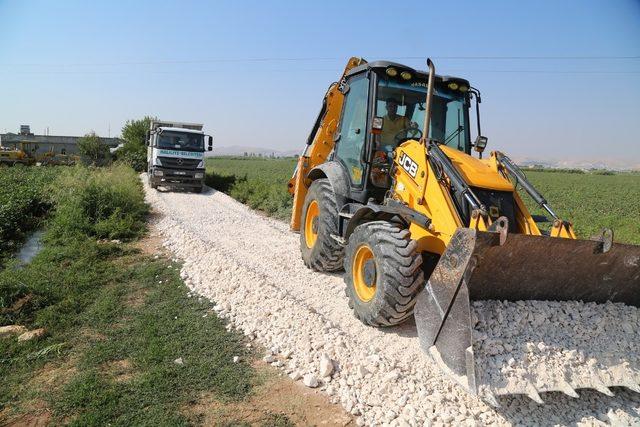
[[50, 163, 148, 240]]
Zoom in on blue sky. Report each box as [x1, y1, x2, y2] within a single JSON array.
[[1, 0, 639, 163]]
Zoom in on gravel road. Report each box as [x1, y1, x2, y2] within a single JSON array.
[[143, 178, 640, 426]]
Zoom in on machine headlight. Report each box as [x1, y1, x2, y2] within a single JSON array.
[[386, 67, 398, 77], [448, 82, 459, 90], [459, 85, 469, 92], [154, 170, 164, 176], [400, 71, 412, 80], [194, 172, 204, 179]]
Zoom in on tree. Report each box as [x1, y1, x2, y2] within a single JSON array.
[[78, 132, 109, 165], [122, 116, 154, 147], [117, 116, 155, 171]]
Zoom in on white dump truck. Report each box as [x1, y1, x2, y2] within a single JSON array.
[[146, 120, 213, 192]]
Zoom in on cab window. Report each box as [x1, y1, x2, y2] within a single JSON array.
[[376, 78, 470, 153]]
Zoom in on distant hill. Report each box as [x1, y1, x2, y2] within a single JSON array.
[[210, 145, 298, 158], [514, 156, 640, 172], [208, 146, 639, 171]]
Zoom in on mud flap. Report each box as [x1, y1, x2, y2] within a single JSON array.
[[414, 226, 640, 400]]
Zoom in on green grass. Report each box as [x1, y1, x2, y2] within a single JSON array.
[[0, 164, 267, 426], [1, 239, 257, 425], [52, 254, 254, 426], [205, 157, 640, 244]]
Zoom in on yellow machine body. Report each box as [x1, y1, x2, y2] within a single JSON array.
[[289, 57, 639, 403]]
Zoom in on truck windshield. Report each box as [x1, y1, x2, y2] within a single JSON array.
[[376, 78, 470, 153], [157, 131, 204, 152]]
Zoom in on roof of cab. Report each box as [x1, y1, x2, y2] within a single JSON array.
[[158, 127, 204, 134], [345, 60, 470, 87]]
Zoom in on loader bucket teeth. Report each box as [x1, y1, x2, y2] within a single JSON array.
[[414, 227, 640, 402]]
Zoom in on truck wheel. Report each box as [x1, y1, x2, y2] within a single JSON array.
[[300, 178, 344, 272], [344, 221, 424, 327]]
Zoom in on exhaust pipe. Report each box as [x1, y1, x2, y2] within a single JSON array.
[[421, 58, 435, 144]]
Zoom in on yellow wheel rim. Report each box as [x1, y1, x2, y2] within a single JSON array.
[[304, 200, 319, 249], [353, 245, 376, 302]]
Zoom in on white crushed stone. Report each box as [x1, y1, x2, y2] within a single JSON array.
[[320, 353, 335, 377], [473, 300, 640, 400], [143, 178, 640, 426], [303, 373, 320, 388]]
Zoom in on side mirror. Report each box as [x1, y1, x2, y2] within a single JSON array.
[[473, 135, 488, 153], [207, 135, 213, 151]]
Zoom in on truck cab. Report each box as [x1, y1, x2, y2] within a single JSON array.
[[146, 120, 213, 192]]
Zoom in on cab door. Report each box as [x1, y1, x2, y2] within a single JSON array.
[[334, 74, 370, 189]]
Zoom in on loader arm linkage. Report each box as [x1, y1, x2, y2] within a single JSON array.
[[495, 151, 576, 238]]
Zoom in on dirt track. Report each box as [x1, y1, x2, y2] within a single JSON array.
[[143, 178, 640, 426]]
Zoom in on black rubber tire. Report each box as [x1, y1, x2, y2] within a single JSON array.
[[299, 178, 344, 272], [344, 221, 424, 327], [148, 169, 158, 189]]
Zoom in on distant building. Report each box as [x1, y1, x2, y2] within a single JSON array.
[[0, 125, 123, 156]]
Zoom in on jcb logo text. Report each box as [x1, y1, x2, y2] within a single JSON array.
[[398, 153, 418, 178]]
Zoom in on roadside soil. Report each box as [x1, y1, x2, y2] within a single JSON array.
[[185, 360, 353, 426]]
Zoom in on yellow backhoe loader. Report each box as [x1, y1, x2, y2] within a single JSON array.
[[0, 142, 37, 166], [40, 149, 80, 166], [288, 57, 640, 403]]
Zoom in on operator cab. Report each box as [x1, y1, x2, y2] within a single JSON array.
[[333, 61, 476, 201], [155, 127, 206, 152]]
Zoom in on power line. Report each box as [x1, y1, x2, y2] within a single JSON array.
[[2, 68, 639, 75], [0, 55, 638, 67]]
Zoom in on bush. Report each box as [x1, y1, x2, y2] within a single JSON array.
[[115, 143, 147, 172], [77, 132, 111, 166], [50, 164, 148, 240]]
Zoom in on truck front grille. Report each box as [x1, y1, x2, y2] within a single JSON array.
[[158, 156, 201, 170]]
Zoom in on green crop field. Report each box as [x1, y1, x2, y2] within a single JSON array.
[[206, 157, 640, 244], [205, 157, 297, 220], [523, 170, 640, 244]]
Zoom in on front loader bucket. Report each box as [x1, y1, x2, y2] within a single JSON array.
[[414, 227, 640, 404]]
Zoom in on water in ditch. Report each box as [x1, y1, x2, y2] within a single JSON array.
[[15, 230, 45, 267]]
